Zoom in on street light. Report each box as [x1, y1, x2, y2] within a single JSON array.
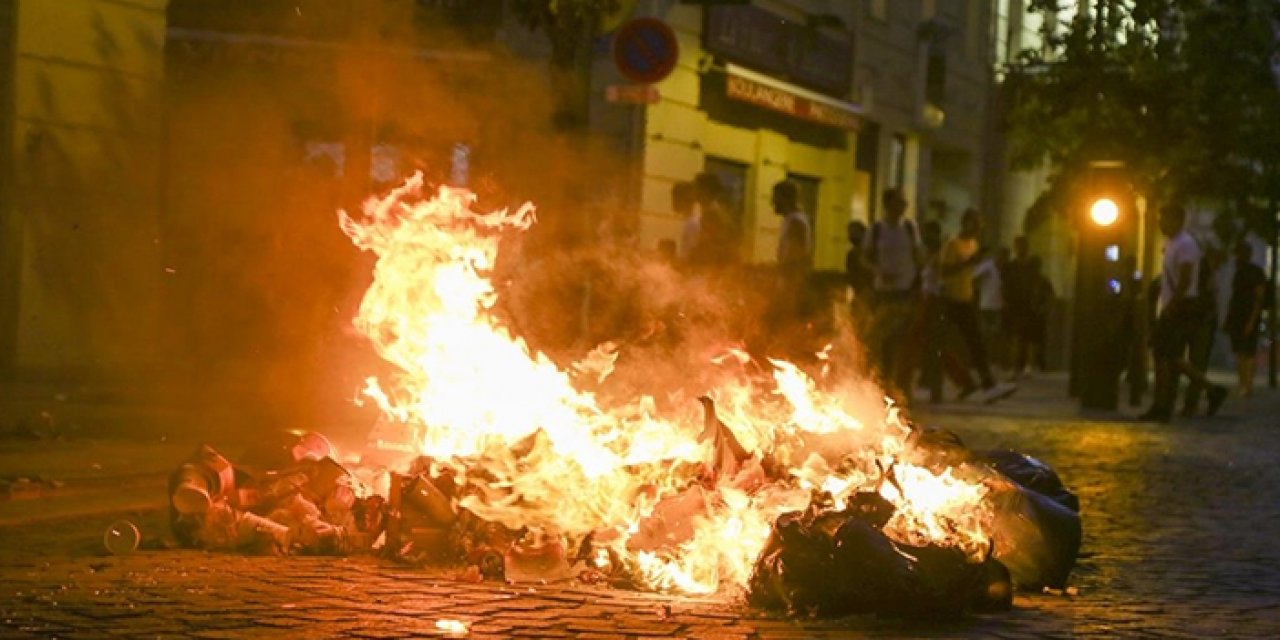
[[1071, 163, 1133, 411], [1090, 198, 1119, 227]]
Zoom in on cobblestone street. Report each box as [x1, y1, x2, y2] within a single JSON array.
[[3, 384, 1280, 638]]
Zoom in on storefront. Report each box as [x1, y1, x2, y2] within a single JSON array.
[[636, 3, 862, 270]]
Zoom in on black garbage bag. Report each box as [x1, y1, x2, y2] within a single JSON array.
[[979, 450, 1082, 590], [748, 506, 1012, 618], [981, 449, 1080, 512]]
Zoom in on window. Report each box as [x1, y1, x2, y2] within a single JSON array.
[[994, 0, 1011, 71], [965, 0, 982, 59], [703, 156, 750, 231], [888, 134, 908, 189], [925, 45, 947, 106]]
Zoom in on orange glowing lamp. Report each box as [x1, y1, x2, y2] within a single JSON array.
[[1089, 198, 1119, 227]]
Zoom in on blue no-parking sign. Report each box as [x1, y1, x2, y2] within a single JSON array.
[[611, 18, 679, 85]]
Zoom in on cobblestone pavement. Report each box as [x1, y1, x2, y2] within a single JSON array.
[[3, 393, 1280, 638]]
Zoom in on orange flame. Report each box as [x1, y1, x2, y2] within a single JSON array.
[[340, 174, 991, 593]]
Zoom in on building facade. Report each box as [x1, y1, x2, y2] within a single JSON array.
[[0, 0, 1027, 384], [625, 1, 859, 270], [852, 0, 996, 238], [0, 0, 169, 380], [622, 0, 999, 271]]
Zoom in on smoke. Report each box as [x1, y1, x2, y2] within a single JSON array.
[[160, 1, 634, 444], [495, 234, 883, 431], [160, 1, 883, 448]]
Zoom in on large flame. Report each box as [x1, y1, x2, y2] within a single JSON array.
[[340, 174, 991, 594]]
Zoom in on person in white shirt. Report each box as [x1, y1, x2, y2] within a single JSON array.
[[973, 247, 1007, 368], [672, 181, 699, 260], [772, 180, 812, 275], [867, 188, 923, 383], [1140, 204, 1227, 422]]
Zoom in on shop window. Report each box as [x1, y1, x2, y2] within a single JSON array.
[[888, 134, 908, 189], [703, 156, 749, 232], [786, 173, 821, 226]]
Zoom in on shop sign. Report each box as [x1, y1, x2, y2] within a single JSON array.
[[725, 71, 860, 131], [605, 84, 661, 104]]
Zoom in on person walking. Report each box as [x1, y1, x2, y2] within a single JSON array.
[[1014, 256, 1053, 374], [686, 172, 738, 267], [1139, 204, 1228, 422], [867, 188, 922, 384], [1224, 240, 1268, 397], [772, 180, 812, 277], [1181, 246, 1224, 415], [845, 221, 873, 304], [938, 209, 1017, 403], [671, 181, 699, 260], [755, 180, 815, 349], [893, 220, 977, 404], [973, 246, 1006, 369], [1003, 236, 1033, 379]]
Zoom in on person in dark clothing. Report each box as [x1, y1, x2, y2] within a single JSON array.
[[1181, 246, 1224, 415], [1014, 256, 1054, 374], [1139, 204, 1228, 423], [1003, 235, 1033, 378], [845, 221, 873, 301], [687, 172, 738, 267], [845, 221, 874, 329], [1225, 240, 1268, 397]]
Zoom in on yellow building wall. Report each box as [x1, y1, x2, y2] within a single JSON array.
[[8, 0, 168, 374], [638, 4, 860, 270]]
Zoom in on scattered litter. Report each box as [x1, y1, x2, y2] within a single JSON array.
[[435, 618, 468, 635], [103, 520, 140, 555]]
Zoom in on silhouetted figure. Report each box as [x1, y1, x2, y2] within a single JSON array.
[[1140, 205, 1227, 422], [868, 188, 922, 384], [1013, 256, 1053, 374], [1004, 235, 1033, 379], [893, 220, 976, 404], [1225, 240, 1268, 397], [1182, 245, 1225, 415], [772, 180, 812, 277], [671, 181, 699, 260], [686, 173, 737, 267], [973, 246, 1007, 368], [845, 221, 873, 301], [939, 209, 1017, 403], [770, 180, 812, 324]]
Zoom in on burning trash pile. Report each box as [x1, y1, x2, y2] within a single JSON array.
[[164, 175, 1080, 618]]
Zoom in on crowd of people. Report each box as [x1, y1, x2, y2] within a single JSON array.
[[842, 188, 1053, 406], [666, 175, 1045, 406], [661, 176, 1268, 417], [1135, 204, 1271, 422]]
